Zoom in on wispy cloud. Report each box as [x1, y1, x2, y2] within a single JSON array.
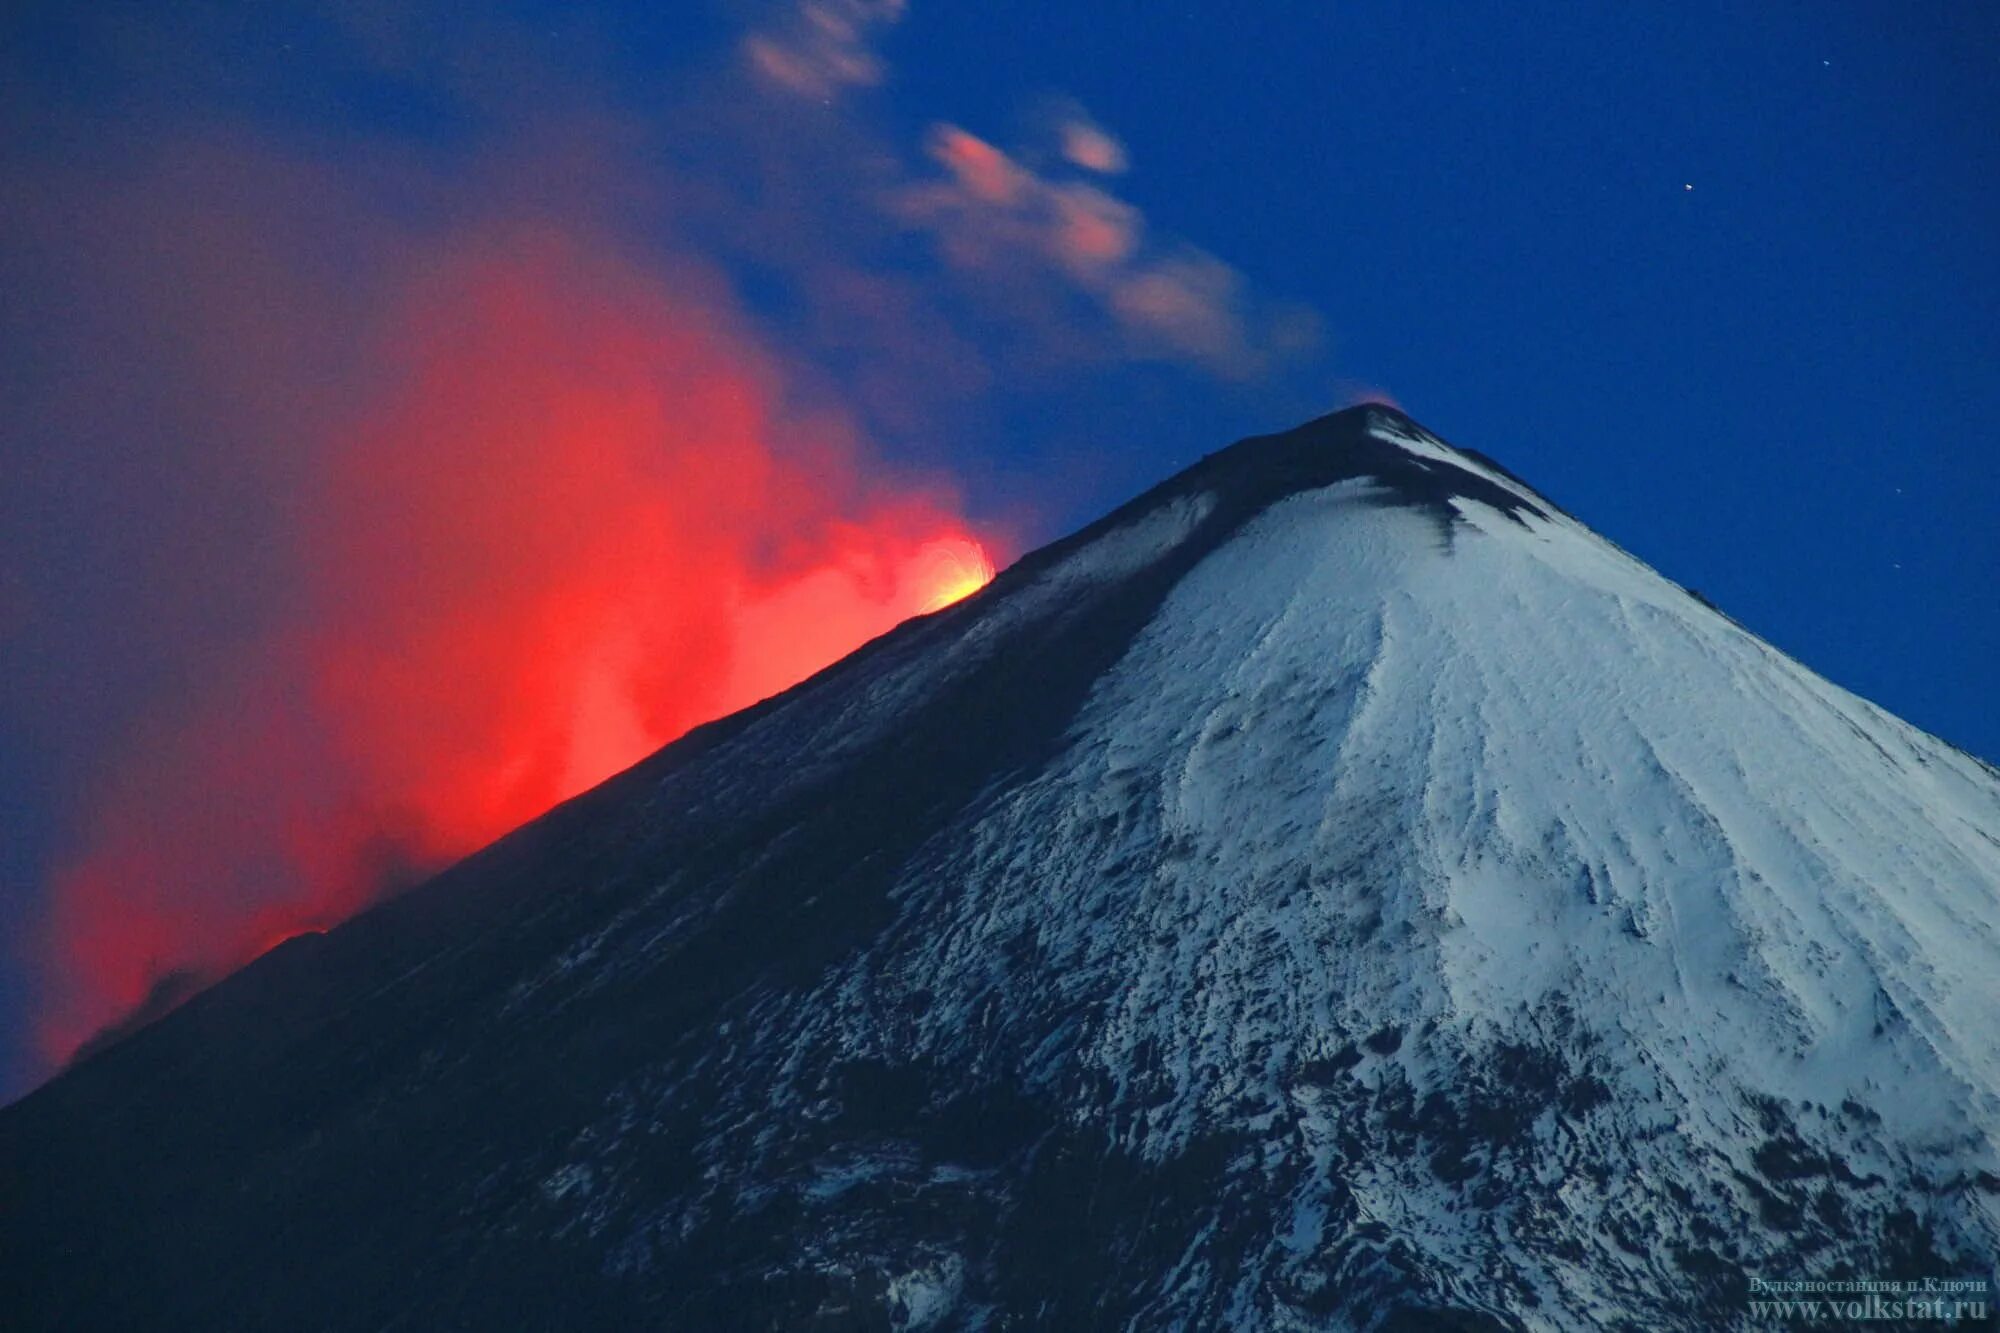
[[744, 2, 1320, 382], [891, 123, 1318, 378], [740, 0, 1323, 383], [743, 0, 909, 100], [1057, 111, 1129, 175]]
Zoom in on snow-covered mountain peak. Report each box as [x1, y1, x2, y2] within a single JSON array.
[[1150, 403, 1553, 536], [5, 407, 1996, 1332]]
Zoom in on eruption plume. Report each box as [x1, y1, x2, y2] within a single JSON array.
[[36, 226, 993, 1065]]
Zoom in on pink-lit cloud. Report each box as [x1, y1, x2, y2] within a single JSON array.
[[1059, 114, 1129, 175], [890, 123, 1318, 378], [744, 0, 909, 100], [737, 4, 1322, 382]]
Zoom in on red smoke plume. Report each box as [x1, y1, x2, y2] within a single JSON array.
[[38, 227, 993, 1065]]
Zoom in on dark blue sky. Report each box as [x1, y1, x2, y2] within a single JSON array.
[[2, 2, 1994, 1099]]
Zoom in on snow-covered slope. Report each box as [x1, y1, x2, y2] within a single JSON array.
[[4, 406, 1996, 1331]]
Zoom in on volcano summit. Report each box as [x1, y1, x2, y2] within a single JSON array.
[[4, 406, 1996, 1330]]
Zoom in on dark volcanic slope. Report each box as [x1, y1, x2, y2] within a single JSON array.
[[3, 406, 1996, 1332]]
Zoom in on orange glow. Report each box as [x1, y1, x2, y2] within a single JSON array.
[[1335, 380, 1405, 412], [913, 536, 997, 612], [39, 227, 999, 1066], [255, 925, 326, 958]]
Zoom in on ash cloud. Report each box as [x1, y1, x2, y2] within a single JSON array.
[[0, 0, 1334, 1096]]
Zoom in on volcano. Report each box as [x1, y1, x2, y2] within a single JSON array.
[[4, 405, 1997, 1330]]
